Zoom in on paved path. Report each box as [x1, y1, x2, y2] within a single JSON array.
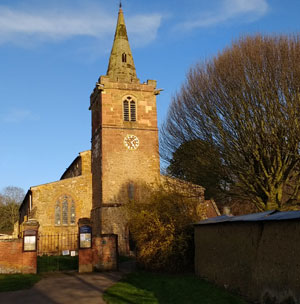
[[0, 262, 135, 304]]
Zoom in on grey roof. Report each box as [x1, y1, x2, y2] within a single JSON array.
[[263, 210, 300, 221], [195, 210, 300, 225]]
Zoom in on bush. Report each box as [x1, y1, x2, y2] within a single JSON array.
[[125, 181, 203, 272]]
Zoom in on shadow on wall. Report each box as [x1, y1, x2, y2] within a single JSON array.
[[101, 178, 209, 257], [194, 210, 300, 304]]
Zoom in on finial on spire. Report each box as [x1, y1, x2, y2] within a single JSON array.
[[119, 1, 122, 9]]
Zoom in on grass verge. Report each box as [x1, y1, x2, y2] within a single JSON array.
[[103, 271, 247, 304], [0, 274, 41, 292]]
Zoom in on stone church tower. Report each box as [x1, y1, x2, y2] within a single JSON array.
[[90, 5, 160, 254]]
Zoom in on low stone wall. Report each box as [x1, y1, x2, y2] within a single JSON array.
[[0, 239, 37, 274], [194, 220, 300, 304]]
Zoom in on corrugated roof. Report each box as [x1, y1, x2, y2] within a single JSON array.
[[230, 210, 276, 222], [195, 210, 300, 225], [196, 215, 231, 225], [263, 210, 300, 221]]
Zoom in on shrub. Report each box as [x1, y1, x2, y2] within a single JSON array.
[[125, 181, 204, 272]]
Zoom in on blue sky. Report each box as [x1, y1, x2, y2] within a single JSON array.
[[0, 0, 299, 192]]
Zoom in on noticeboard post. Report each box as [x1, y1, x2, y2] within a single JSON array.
[[79, 225, 92, 249], [23, 229, 37, 252]]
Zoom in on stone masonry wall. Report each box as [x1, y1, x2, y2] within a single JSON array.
[[61, 150, 91, 180], [0, 239, 36, 274], [101, 206, 128, 255], [60, 156, 82, 180], [101, 127, 160, 204], [19, 151, 92, 236], [91, 77, 160, 247], [30, 174, 92, 235], [195, 221, 300, 303]]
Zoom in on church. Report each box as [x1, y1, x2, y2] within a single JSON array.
[[19, 5, 219, 255]]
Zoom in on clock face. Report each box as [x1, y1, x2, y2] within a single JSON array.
[[124, 134, 139, 150]]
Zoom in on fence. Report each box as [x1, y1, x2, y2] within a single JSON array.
[[38, 233, 78, 256], [37, 233, 79, 272]]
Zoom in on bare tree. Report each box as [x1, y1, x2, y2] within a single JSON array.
[[2, 186, 25, 205], [0, 186, 24, 233], [161, 35, 300, 211]]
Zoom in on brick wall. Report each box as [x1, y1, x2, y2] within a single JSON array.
[[195, 221, 300, 303], [92, 235, 118, 271], [78, 234, 118, 273], [0, 239, 36, 274]]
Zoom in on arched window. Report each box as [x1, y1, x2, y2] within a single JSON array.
[[123, 100, 129, 121], [54, 195, 76, 226], [123, 96, 137, 122], [122, 53, 127, 63]]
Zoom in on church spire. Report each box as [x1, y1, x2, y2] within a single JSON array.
[[106, 5, 138, 83]]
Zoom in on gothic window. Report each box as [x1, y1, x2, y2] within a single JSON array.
[[123, 96, 137, 122], [54, 195, 75, 226], [122, 53, 127, 63]]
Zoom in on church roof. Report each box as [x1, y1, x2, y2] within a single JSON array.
[[106, 5, 138, 83]]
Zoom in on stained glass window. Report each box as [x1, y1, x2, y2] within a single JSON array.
[[55, 195, 75, 226], [62, 199, 68, 225], [70, 201, 76, 225], [55, 202, 61, 225]]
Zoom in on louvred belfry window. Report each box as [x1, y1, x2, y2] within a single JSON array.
[[123, 96, 137, 122], [123, 100, 129, 121], [130, 101, 136, 121]]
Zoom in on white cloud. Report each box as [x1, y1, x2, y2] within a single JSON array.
[[127, 14, 163, 47], [180, 0, 269, 30], [1, 109, 39, 123], [0, 5, 162, 47]]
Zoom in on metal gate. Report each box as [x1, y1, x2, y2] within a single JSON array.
[[37, 233, 78, 272]]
